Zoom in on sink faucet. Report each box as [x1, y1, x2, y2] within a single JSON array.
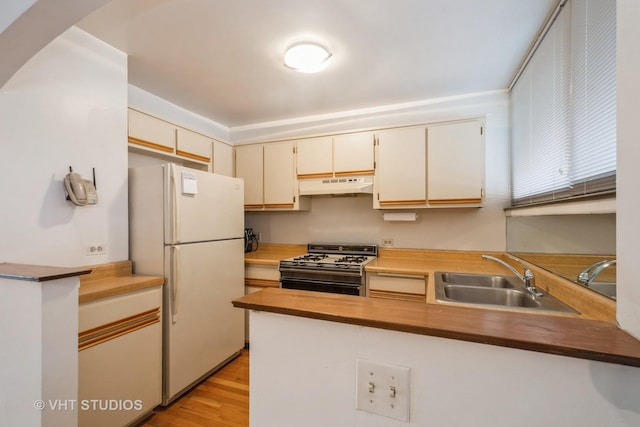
[[482, 254, 543, 298], [577, 260, 616, 287]]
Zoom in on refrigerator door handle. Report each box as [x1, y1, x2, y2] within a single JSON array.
[[171, 245, 179, 324], [169, 164, 179, 244]]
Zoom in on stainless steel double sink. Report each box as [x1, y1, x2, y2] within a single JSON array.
[[434, 272, 579, 314]]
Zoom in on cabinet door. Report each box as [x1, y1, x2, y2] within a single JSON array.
[[375, 127, 427, 208], [235, 145, 264, 209], [176, 127, 211, 163], [213, 140, 234, 177], [128, 109, 176, 154], [296, 137, 333, 179], [264, 142, 295, 208], [79, 287, 162, 427], [333, 131, 375, 176], [427, 121, 484, 205]]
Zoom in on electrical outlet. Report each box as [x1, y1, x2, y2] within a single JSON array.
[[356, 359, 411, 421], [381, 238, 394, 247], [86, 244, 106, 256], [256, 232, 261, 242]]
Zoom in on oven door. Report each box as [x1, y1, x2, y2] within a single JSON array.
[[279, 268, 364, 296]]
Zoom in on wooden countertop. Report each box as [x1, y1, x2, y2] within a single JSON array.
[[0, 262, 91, 282], [366, 248, 504, 275], [244, 246, 616, 321], [367, 248, 616, 322], [79, 261, 163, 304], [233, 287, 640, 368], [244, 243, 307, 266]]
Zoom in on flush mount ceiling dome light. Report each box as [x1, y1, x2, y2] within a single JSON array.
[[284, 43, 332, 73]]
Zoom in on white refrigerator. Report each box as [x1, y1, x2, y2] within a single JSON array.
[[128, 163, 245, 405]]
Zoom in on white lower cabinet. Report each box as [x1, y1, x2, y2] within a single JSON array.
[[78, 286, 162, 427], [244, 263, 280, 343], [367, 272, 427, 302]]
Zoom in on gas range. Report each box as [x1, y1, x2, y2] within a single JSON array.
[[279, 243, 377, 296], [280, 244, 377, 273]]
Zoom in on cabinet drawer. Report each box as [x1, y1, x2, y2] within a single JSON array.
[[245, 264, 280, 287], [79, 286, 162, 331], [368, 273, 426, 295]]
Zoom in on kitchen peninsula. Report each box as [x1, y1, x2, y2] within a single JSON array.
[[238, 245, 640, 426]]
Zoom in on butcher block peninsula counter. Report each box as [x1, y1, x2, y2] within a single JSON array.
[[234, 287, 640, 367]]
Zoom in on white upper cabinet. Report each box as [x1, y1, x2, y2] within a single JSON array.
[[213, 140, 234, 177], [127, 108, 219, 169], [236, 119, 483, 212], [295, 132, 375, 179], [235, 144, 264, 209], [427, 120, 485, 205], [333, 131, 375, 176], [374, 127, 427, 209], [236, 142, 309, 211], [296, 137, 333, 179], [264, 141, 296, 208], [176, 127, 211, 164], [128, 108, 176, 154]]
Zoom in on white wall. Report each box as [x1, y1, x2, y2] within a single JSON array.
[[250, 311, 640, 427], [246, 91, 510, 251], [616, 0, 640, 338], [0, 27, 128, 267], [0, 0, 111, 87]]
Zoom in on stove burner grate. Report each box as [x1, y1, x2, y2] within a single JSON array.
[[334, 256, 367, 264], [293, 254, 328, 262]]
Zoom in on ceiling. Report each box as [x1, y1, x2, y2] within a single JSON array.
[[77, 0, 557, 129]]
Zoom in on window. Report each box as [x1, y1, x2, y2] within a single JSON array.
[[510, 0, 616, 207]]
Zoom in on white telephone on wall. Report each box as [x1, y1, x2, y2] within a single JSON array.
[[64, 170, 98, 206]]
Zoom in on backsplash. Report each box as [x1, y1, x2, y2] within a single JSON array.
[[245, 194, 509, 251]]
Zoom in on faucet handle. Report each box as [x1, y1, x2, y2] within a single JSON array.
[[506, 254, 531, 275], [508, 255, 543, 297]]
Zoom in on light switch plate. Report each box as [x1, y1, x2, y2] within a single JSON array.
[[356, 359, 410, 422]]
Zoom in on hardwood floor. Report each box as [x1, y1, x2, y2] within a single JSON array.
[[141, 349, 249, 427]]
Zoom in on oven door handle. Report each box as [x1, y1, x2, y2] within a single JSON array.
[[279, 267, 362, 277]]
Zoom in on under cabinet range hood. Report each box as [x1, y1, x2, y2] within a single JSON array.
[[299, 176, 374, 196]]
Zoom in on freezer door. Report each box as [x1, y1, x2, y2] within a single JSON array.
[[165, 164, 244, 244], [163, 239, 244, 404]]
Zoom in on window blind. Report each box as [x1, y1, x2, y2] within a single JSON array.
[[510, 0, 616, 207]]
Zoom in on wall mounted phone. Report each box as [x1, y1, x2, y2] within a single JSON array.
[[64, 168, 98, 206]]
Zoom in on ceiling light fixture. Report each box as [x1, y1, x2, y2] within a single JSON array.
[[284, 43, 332, 73]]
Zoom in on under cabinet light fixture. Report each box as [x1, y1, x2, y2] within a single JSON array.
[[284, 43, 332, 73]]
